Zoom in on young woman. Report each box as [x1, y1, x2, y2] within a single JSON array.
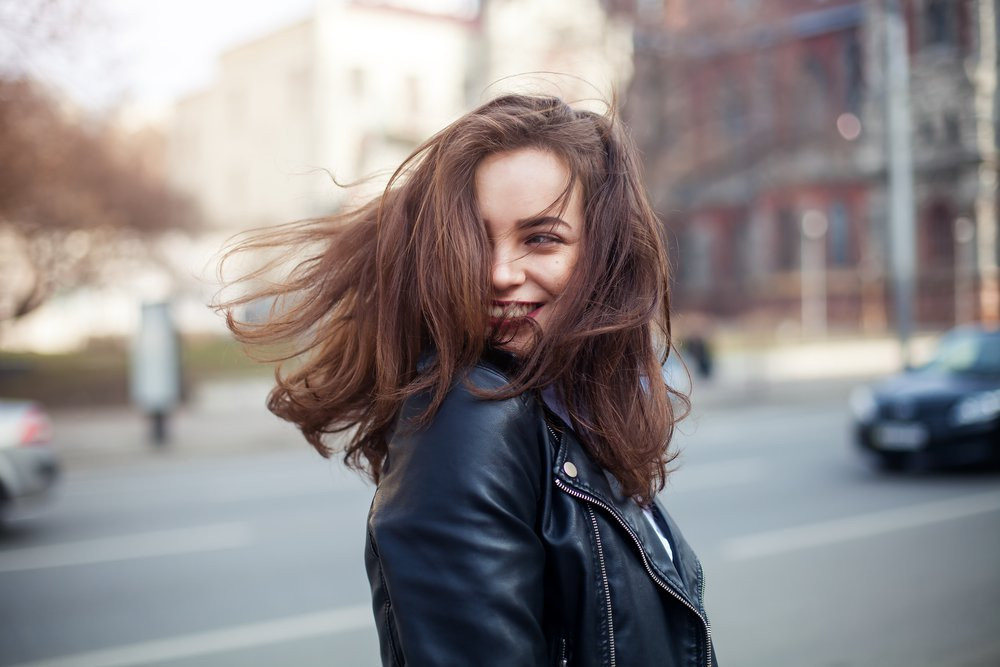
[[222, 94, 716, 667]]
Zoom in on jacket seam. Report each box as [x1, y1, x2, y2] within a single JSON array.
[[370, 529, 405, 666], [382, 599, 403, 666]]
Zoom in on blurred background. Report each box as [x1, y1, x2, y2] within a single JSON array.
[[1, 0, 998, 666]]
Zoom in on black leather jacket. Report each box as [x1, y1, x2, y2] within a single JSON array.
[[366, 354, 717, 666]]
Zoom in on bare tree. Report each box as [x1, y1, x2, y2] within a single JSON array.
[[0, 78, 199, 321]]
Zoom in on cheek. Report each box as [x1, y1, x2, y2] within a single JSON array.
[[545, 254, 578, 294]]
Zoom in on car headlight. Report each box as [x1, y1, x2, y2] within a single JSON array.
[[952, 389, 1000, 426], [849, 385, 877, 422]]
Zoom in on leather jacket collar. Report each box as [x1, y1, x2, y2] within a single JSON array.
[[547, 411, 704, 611]]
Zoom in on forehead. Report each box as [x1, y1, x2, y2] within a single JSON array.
[[474, 148, 575, 223]]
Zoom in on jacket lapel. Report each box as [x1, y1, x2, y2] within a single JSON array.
[[550, 424, 701, 609]]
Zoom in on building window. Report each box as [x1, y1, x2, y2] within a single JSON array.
[[732, 211, 764, 282], [776, 208, 800, 271], [919, 117, 936, 144], [720, 76, 746, 140], [842, 29, 863, 114], [923, 201, 955, 267], [747, 210, 770, 278], [829, 200, 851, 267], [944, 111, 961, 143], [752, 53, 775, 137], [924, 0, 957, 48], [797, 56, 829, 135], [680, 223, 715, 290]]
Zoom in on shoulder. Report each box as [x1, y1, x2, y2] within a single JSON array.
[[371, 355, 549, 538], [399, 350, 537, 441], [378, 353, 547, 505]]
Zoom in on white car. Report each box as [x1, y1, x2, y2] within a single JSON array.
[[0, 400, 59, 523]]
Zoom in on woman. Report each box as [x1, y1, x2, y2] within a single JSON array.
[[222, 94, 716, 666]]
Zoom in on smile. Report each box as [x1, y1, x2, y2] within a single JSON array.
[[489, 301, 543, 320]]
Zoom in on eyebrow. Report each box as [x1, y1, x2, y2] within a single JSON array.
[[516, 216, 571, 231]]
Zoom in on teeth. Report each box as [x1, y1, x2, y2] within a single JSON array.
[[490, 303, 538, 318]]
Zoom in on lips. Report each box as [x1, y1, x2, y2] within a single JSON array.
[[488, 301, 543, 327]]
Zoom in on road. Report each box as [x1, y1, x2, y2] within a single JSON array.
[[1, 384, 998, 667]]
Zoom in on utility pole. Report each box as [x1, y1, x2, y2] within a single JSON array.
[[955, 217, 976, 324], [801, 209, 829, 336], [884, 0, 917, 367], [974, 0, 999, 324]]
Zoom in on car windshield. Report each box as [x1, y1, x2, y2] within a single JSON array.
[[920, 330, 1000, 375]]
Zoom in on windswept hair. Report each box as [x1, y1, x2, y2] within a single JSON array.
[[218, 94, 687, 504]]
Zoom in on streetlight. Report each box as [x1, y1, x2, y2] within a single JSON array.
[[801, 209, 829, 336], [885, 0, 917, 367]]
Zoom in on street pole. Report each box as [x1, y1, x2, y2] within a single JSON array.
[[974, 0, 999, 324], [954, 217, 976, 325], [801, 209, 828, 336], [884, 0, 917, 367]]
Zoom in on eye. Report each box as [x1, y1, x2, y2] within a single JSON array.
[[526, 233, 562, 246]]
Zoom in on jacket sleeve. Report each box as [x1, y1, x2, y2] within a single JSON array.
[[366, 367, 547, 666]]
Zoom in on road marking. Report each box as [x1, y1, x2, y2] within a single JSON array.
[[667, 458, 766, 493], [60, 482, 335, 508], [723, 489, 1000, 561], [8, 604, 374, 667], [0, 522, 253, 573]]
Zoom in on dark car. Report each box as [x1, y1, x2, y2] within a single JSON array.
[[850, 326, 1000, 470]]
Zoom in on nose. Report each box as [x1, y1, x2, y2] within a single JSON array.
[[491, 245, 526, 292]]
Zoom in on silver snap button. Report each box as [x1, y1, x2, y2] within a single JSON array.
[[563, 461, 578, 478]]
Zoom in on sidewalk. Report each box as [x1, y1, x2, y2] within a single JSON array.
[[52, 336, 916, 469], [52, 379, 310, 470], [688, 334, 924, 409]]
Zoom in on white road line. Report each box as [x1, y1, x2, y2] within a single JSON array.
[[8, 604, 374, 667], [666, 458, 766, 493], [0, 522, 254, 573], [59, 482, 332, 508], [723, 489, 1000, 561]]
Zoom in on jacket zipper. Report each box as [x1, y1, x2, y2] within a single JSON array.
[[559, 637, 568, 667], [586, 506, 616, 667], [698, 559, 707, 608], [548, 443, 714, 667]]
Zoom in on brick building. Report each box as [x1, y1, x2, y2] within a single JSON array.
[[618, 0, 996, 333]]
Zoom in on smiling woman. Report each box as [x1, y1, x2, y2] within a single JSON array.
[[478, 147, 584, 355], [217, 94, 714, 667]]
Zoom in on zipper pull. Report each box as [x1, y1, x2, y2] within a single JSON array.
[[560, 638, 568, 666]]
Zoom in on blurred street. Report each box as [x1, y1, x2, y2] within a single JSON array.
[[2, 1, 999, 665], [1, 368, 998, 667]]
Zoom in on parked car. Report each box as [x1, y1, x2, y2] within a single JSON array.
[[0, 400, 59, 523], [850, 326, 1000, 470]]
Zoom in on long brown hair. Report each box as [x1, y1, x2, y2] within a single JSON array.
[[218, 94, 686, 503]]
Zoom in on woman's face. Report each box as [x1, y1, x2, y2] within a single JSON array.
[[475, 147, 584, 355]]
